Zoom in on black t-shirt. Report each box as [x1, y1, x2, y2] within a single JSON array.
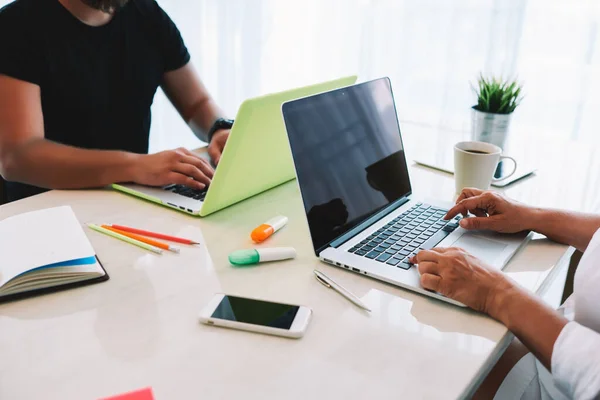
[[0, 0, 191, 201]]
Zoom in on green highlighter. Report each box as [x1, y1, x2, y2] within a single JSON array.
[[229, 247, 297, 266]]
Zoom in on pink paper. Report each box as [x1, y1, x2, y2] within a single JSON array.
[[101, 387, 155, 400]]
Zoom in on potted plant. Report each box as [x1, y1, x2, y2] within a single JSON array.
[[471, 75, 523, 149]]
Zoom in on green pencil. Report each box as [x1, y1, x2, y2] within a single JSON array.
[[87, 223, 163, 255]]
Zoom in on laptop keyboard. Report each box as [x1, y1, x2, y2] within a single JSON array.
[[347, 203, 462, 270], [163, 184, 208, 201]]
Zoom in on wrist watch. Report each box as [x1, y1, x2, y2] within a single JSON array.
[[207, 118, 234, 143]]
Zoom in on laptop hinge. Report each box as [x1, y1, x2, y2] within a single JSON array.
[[323, 195, 411, 252]]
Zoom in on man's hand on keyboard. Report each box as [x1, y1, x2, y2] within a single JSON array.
[[444, 188, 535, 233], [133, 148, 214, 190]]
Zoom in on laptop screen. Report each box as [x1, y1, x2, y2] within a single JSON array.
[[282, 78, 412, 253]]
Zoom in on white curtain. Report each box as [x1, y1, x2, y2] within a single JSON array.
[[1, 0, 599, 151]]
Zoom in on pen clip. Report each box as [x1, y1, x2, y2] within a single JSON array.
[[314, 273, 331, 288]]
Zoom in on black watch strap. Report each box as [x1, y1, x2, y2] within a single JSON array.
[[207, 118, 234, 143]]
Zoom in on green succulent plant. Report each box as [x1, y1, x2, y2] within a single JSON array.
[[473, 75, 523, 115]]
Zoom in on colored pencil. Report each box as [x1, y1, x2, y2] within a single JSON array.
[[101, 225, 180, 253], [87, 224, 163, 254], [108, 224, 199, 245]]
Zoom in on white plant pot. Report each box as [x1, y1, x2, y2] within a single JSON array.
[[471, 107, 512, 150]]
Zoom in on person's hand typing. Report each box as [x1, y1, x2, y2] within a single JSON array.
[[208, 129, 230, 166], [445, 188, 534, 233], [132, 147, 214, 190], [410, 247, 515, 318]]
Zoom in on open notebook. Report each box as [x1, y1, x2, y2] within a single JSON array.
[[0, 206, 108, 301]]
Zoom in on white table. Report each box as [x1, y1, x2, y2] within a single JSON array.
[[0, 138, 577, 399]]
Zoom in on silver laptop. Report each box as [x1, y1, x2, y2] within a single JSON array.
[[281, 77, 530, 306]]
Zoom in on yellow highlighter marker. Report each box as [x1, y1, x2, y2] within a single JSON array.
[[87, 224, 163, 255]]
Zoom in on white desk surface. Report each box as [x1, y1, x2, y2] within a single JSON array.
[[0, 130, 583, 400]]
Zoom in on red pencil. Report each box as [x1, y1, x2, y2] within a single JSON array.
[[108, 224, 199, 245]]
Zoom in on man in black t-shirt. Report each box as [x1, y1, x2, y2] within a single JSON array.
[[0, 0, 231, 202]]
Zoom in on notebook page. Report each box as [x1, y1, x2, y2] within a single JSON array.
[[0, 206, 96, 286], [2, 263, 104, 291], [0, 264, 103, 296], [1, 263, 104, 295]]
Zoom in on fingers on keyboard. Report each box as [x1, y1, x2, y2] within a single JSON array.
[[346, 203, 452, 268]]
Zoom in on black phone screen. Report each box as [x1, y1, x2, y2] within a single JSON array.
[[211, 295, 300, 330]]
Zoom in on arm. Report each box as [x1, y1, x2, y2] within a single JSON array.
[[527, 208, 600, 252], [411, 246, 566, 368], [161, 62, 223, 142], [419, 188, 600, 398], [0, 75, 212, 190], [161, 63, 230, 164], [496, 283, 600, 400], [413, 248, 600, 399], [445, 188, 600, 252], [0, 75, 136, 188], [2, 139, 137, 189], [491, 281, 567, 369]]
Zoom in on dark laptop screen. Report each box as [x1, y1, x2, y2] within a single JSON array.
[[282, 78, 412, 253]]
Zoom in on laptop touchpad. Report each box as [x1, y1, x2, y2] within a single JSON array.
[[450, 235, 507, 265]]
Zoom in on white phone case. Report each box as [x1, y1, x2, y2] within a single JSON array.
[[198, 293, 312, 339]]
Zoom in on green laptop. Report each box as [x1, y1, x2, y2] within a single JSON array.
[[112, 76, 358, 216]]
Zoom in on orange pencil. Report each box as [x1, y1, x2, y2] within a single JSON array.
[[101, 225, 180, 253], [109, 224, 199, 245]]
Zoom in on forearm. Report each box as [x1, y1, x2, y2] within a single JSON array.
[[527, 208, 600, 251], [491, 283, 568, 370], [188, 98, 224, 143], [160, 63, 225, 143], [2, 138, 139, 189]]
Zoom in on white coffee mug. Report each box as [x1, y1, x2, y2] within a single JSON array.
[[454, 141, 517, 194]]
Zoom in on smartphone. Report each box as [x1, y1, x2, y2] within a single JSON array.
[[199, 293, 312, 339]]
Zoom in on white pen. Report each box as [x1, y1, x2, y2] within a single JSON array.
[[314, 270, 371, 312]]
